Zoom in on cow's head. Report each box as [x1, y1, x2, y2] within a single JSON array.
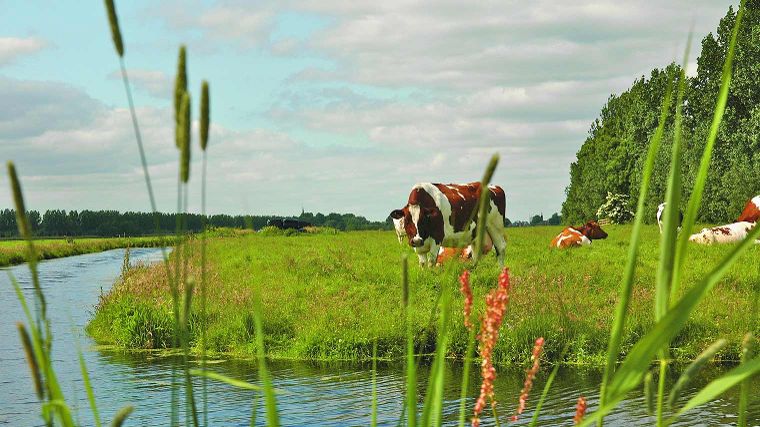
[[389, 207, 408, 244], [407, 204, 441, 247], [577, 220, 608, 240]]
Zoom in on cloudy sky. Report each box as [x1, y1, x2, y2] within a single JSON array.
[[0, 1, 737, 221]]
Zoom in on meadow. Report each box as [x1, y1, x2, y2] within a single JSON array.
[[87, 225, 760, 366], [0, 236, 171, 267]]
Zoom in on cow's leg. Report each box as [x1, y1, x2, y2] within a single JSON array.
[[417, 252, 427, 267], [486, 216, 507, 267], [427, 242, 440, 267]]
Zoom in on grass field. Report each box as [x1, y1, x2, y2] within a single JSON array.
[[87, 225, 760, 366], [0, 236, 172, 267]]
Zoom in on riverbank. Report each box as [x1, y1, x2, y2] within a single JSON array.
[[87, 226, 760, 365], [0, 236, 173, 267]]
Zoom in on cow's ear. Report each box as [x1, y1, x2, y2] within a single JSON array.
[[390, 209, 404, 219]]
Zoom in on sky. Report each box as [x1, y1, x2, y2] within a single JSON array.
[[0, 0, 738, 222]]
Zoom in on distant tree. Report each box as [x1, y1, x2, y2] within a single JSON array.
[[547, 212, 562, 225], [530, 214, 544, 226]]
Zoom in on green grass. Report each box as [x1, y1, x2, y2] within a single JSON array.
[[88, 225, 760, 365], [0, 236, 172, 267]]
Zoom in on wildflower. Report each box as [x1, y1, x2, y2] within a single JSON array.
[[472, 268, 512, 427], [512, 336, 545, 421], [459, 270, 473, 330], [573, 395, 587, 425]]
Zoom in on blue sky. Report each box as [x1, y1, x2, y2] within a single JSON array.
[[0, 0, 737, 221]]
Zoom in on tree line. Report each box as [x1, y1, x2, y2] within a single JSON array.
[[0, 209, 391, 238], [562, 3, 760, 224]]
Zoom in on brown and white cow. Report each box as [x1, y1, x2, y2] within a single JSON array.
[[390, 182, 507, 267], [737, 196, 760, 223], [550, 221, 608, 249], [688, 221, 760, 245]]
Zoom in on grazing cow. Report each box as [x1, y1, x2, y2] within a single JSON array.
[[550, 221, 608, 249], [737, 196, 760, 223], [656, 202, 684, 234], [391, 182, 507, 267], [688, 221, 760, 245], [392, 206, 494, 264], [266, 218, 311, 230]]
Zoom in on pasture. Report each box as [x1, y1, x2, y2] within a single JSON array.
[[88, 225, 760, 366]]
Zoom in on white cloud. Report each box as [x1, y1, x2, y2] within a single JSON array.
[[0, 37, 47, 66], [108, 69, 173, 100]]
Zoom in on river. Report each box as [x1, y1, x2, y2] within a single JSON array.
[[0, 248, 757, 426]]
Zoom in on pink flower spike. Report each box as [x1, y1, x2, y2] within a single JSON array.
[[574, 395, 587, 425], [472, 268, 513, 426], [513, 337, 545, 421]]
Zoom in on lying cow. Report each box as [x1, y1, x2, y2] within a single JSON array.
[[688, 221, 760, 245], [737, 196, 760, 223], [656, 202, 683, 234], [436, 233, 494, 266], [390, 182, 507, 267], [550, 221, 608, 249]]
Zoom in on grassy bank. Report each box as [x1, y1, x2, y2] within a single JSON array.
[[0, 236, 172, 267], [87, 225, 760, 365]]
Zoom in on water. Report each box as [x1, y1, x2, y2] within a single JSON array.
[[1, 248, 758, 426]]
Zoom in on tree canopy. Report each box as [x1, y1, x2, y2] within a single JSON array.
[[562, 3, 760, 224]]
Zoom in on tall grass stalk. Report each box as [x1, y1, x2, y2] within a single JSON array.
[[737, 333, 755, 426], [199, 79, 210, 427], [402, 255, 417, 427], [253, 297, 280, 426], [420, 290, 452, 427], [670, 5, 744, 297], [473, 154, 499, 264], [371, 338, 378, 427], [78, 348, 102, 427], [527, 344, 568, 427], [653, 34, 692, 426], [458, 327, 477, 427], [597, 73, 674, 423]]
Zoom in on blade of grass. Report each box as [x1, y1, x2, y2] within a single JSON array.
[[673, 355, 760, 419], [253, 298, 280, 427], [420, 289, 452, 427], [458, 326, 477, 427], [671, 3, 744, 297], [597, 74, 675, 420], [189, 369, 264, 391], [603, 221, 760, 413], [78, 349, 102, 427], [403, 255, 417, 427], [653, 45, 692, 427], [528, 344, 569, 427], [737, 333, 755, 427], [371, 338, 378, 427], [668, 339, 727, 409], [473, 154, 499, 264]]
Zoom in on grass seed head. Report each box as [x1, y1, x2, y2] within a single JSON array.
[[110, 405, 134, 427], [200, 81, 210, 151], [174, 45, 187, 138], [16, 322, 44, 399], [179, 92, 191, 183], [7, 162, 31, 239], [103, 0, 124, 57]]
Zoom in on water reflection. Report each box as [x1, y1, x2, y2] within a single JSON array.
[[0, 249, 758, 426]]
